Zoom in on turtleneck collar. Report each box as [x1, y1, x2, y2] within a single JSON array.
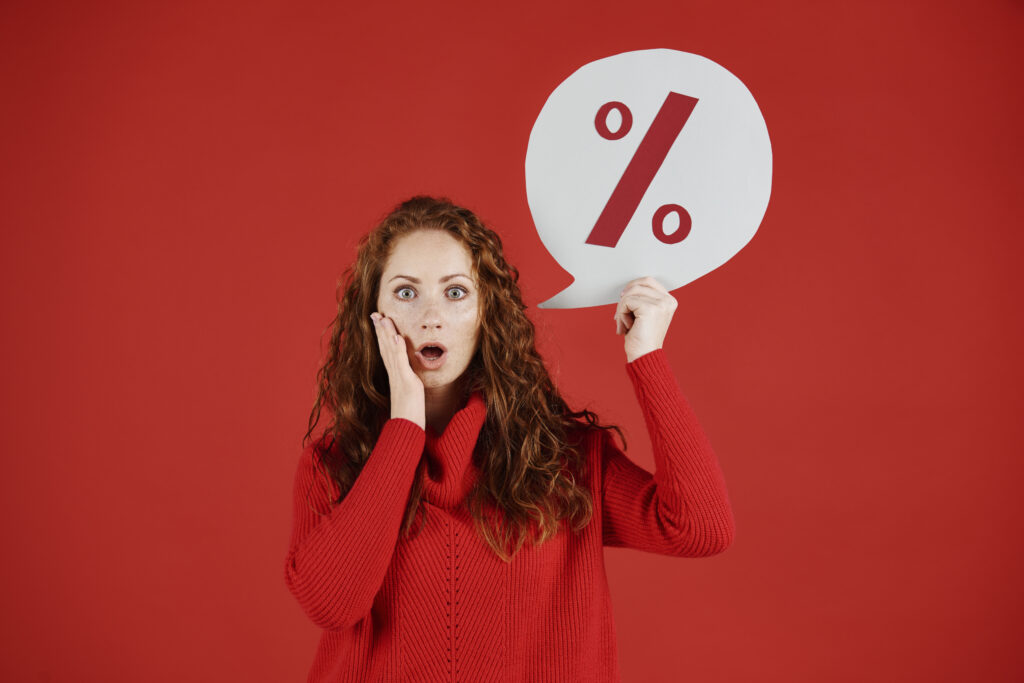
[[421, 390, 487, 509]]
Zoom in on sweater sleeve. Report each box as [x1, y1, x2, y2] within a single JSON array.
[[600, 349, 735, 556], [283, 418, 426, 631]]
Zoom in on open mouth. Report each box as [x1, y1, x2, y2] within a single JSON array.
[[415, 342, 448, 368], [420, 346, 444, 359]]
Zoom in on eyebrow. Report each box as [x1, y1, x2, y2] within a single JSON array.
[[387, 274, 471, 284]]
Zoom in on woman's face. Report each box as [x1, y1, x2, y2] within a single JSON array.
[[375, 229, 481, 391]]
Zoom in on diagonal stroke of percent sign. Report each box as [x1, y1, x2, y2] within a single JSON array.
[[586, 91, 699, 248]]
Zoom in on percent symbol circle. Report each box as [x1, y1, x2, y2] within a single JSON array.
[[651, 203, 691, 244], [594, 102, 632, 140], [586, 91, 699, 248]]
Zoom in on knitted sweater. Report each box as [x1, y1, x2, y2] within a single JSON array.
[[284, 349, 735, 682]]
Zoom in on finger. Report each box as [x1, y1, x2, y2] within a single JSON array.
[[614, 310, 634, 334], [620, 276, 667, 295], [372, 313, 394, 345], [381, 316, 416, 371], [383, 315, 401, 344], [619, 282, 665, 308], [371, 312, 385, 341], [621, 281, 668, 300], [623, 276, 668, 294], [371, 314, 403, 363], [614, 299, 638, 331], [637, 276, 668, 293], [371, 315, 394, 366], [620, 292, 662, 313], [614, 297, 630, 322], [614, 306, 635, 332]]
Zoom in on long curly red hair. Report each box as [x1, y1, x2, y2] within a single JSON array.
[[303, 195, 624, 562]]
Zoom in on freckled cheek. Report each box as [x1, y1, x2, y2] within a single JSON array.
[[451, 310, 481, 349], [378, 304, 413, 338]]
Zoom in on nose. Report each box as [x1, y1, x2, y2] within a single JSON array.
[[419, 298, 443, 330]]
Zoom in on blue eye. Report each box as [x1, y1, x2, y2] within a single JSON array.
[[396, 287, 415, 300], [447, 286, 468, 299]]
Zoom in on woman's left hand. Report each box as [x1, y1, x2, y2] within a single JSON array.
[[614, 276, 678, 362]]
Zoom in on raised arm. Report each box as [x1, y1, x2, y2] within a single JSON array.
[[602, 276, 735, 555], [601, 348, 735, 555], [282, 307, 430, 630], [283, 418, 425, 630]]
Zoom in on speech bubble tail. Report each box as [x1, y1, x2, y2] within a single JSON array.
[[537, 281, 603, 309]]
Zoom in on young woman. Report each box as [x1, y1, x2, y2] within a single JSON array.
[[284, 195, 735, 682]]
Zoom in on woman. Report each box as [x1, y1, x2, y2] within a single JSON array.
[[284, 196, 735, 682]]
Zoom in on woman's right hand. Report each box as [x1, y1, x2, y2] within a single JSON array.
[[370, 312, 425, 430]]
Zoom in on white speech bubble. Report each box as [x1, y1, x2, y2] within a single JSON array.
[[525, 48, 772, 308]]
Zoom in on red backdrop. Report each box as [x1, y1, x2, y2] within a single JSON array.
[[1, 0, 1021, 681]]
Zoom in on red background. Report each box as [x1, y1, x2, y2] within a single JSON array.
[[2, 0, 1021, 681]]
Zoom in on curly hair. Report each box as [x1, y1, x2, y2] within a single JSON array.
[[303, 195, 625, 563]]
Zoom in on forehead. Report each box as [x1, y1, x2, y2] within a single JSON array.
[[382, 230, 474, 278]]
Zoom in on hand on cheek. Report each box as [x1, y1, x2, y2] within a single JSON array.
[[370, 311, 425, 429]]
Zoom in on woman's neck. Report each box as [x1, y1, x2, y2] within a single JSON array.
[[423, 378, 467, 435]]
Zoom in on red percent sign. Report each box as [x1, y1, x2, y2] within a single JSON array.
[[587, 91, 699, 248]]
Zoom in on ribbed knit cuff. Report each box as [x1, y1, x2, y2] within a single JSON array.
[[377, 418, 426, 459], [624, 348, 676, 400]]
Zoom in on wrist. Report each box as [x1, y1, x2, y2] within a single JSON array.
[[390, 396, 425, 429], [626, 345, 660, 363], [391, 409, 425, 431]]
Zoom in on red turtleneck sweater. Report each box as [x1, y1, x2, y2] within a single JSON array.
[[284, 349, 735, 682]]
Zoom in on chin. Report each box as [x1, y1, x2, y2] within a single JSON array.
[[419, 366, 469, 390], [421, 374, 455, 389]]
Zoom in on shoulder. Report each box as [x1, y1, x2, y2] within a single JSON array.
[[297, 433, 332, 472], [562, 419, 616, 468], [565, 418, 598, 440], [564, 414, 620, 447]]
